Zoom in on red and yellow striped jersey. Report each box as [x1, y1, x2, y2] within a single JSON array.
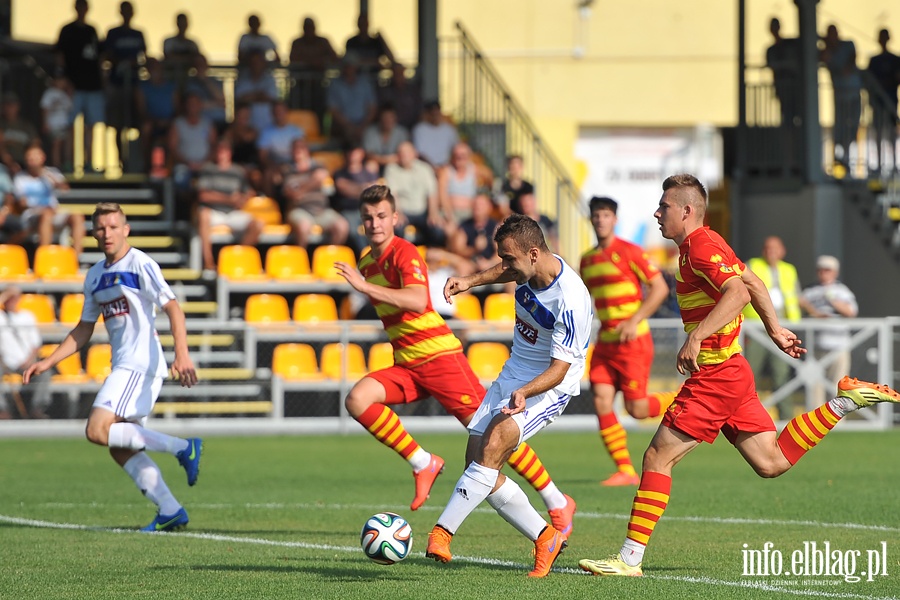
[[676, 226, 745, 365], [580, 237, 660, 342], [358, 236, 462, 367]]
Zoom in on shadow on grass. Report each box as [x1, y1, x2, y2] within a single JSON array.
[[160, 562, 420, 582]]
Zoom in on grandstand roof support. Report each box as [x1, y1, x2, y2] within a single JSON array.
[[417, 0, 439, 102]]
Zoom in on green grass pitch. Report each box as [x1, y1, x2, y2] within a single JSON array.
[[1, 430, 898, 600]]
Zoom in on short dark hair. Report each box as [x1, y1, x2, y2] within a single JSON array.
[[589, 196, 618, 214], [494, 213, 549, 254], [360, 184, 396, 211], [662, 173, 708, 201]]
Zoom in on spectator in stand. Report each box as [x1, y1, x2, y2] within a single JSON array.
[[234, 50, 278, 135], [449, 191, 498, 272], [258, 100, 305, 192], [41, 77, 74, 170], [282, 139, 349, 249], [184, 54, 227, 132], [237, 14, 280, 68], [820, 24, 862, 170], [288, 17, 337, 118], [438, 142, 492, 227], [363, 104, 409, 170], [327, 54, 378, 146], [379, 63, 423, 131], [333, 143, 380, 254], [515, 191, 558, 252], [498, 154, 534, 216], [344, 13, 395, 72], [55, 0, 104, 170], [412, 100, 459, 168], [0, 286, 51, 419], [137, 57, 179, 172], [104, 0, 145, 160], [13, 146, 85, 254], [384, 141, 446, 247], [195, 139, 263, 273], [0, 165, 25, 245], [868, 29, 900, 169], [162, 12, 201, 65], [225, 103, 262, 190], [0, 93, 39, 174], [168, 92, 216, 204], [766, 17, 801, 129]]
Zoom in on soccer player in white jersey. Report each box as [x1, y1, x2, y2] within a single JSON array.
[[24, 202, 202, 532], [425, 214, 593, 577]]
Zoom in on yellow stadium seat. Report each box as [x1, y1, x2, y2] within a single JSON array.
[[59, 293, 85, 325], [86, 344, 112, 381], [34, 245, 80, 280], [453, 294, 483, 321], [265, 245, 312, 280], [293, 294, 338, 322], [15, 293, 56, 323], [287, 109, 324, 143], [245, 294, 290, 323], [218, 245, 265, 280], [0, 244, 33, 280], [467, 342, 510, 381], [367, 342, 394, 372], [40, 344, 89, 383], [321, 342, 367, 381], [311, 150, 345, 173], [483, 293, 516, 321], [312, 245, 356, 281], [244, 195, 283, 226], [272, 343, 326, 381]]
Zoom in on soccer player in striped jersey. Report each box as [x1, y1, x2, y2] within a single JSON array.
[[580, 196, 672, 486], [23, 202, 202, 532], [335, 185, 576, 537], [579, 174, 900, 577]]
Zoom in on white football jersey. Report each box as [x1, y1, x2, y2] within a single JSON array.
[[502, 255, 593, 396], [81, 248, 176, 378]]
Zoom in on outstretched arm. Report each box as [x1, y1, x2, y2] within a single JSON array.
[[443, 261, 516, 303], [23, 320, 95, 383], [743, 267, 805, 358]]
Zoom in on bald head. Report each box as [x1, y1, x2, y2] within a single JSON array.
[[762, 236, 786, 265]]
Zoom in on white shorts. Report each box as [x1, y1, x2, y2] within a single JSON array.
[[467, 375, 571, 446], [209, 208, 254, 233], [92, 368, 163, 423]]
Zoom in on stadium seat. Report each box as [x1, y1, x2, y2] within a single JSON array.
[[312, 245, 356, 281], [321, 342, 367, 381], [583, 343, 594, 381], [483, 293, 516, 321], [453, 294, 483, 321], [466, 342, 510, 381], [40, 344, 89, 383], [16, 293, 56, 323], [59, 293, 85, 325], [86, 344, 112, 381], [287, 109, 324, 143], [245, 294, 291, 323], [34, 245, 80, 280], [0, 244, 33, 280], [265, 245, 312, 280], [367, 342, 394, 372], [293, 294, 338, 322], [218, 245, 265, 280], [311, 150, 345, 173], [244, 195, 284, 226], [272, 343, 326, 381]]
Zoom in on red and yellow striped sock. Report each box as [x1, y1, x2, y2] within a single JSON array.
[[506, 443, 550, 491], [626, 471, 671, 547], [598, 412, 636, 475], [356, 404, 420, 461], [777, 402, 841, 465]]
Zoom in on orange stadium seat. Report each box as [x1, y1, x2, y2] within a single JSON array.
[[16, 293, 56, 323], [265, 245, 312, 280], [244, 196, 284, 226], [86, 344, 112, 382], [287, 109, 324, 143], [321, 342, 367, 381], [367, 342, 394, 372], [483, 293, 516, 321], [453, 294, 483, 321], [34, 245, 80, 280], [293, 294, 338, 322], [0, 244, 33, 280], [466, 342, 509, 381], [272, 343, 326, 381], [59, 294, 84, 325], [40, 345, 89, 383], [311, 150, 345, 173], [218, 245, 265, 280], [312, 245, 356, 281], [245, 294, 291, 323]]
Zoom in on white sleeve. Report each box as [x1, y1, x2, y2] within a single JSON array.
[[139, 258, 177, 309], [81, 277, 101, 323], [549, 286, 592, 365]]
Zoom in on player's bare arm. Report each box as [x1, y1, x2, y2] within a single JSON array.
[[443, 261, 516, 303], [501, 358, 571, 416], [615, 272, 669, 342], [335, 261, 429, 313], [23, 320, 95, 383], [676, 277, 749, 374], [742, 267, 806, 358], [163, 299, 198, 387]]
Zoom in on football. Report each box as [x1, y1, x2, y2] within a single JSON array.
[[360, 512, 413, 565]]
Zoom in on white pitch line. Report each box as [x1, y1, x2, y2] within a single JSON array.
[[1, 513, 896, 600]]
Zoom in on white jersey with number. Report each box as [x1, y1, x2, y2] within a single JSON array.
[[81, 248, 176, 378], [502, 255, 593, 396]]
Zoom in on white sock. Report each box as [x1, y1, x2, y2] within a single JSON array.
[[408, 447, 432, 472], [537, 481, 567, 511], [620, 538, 646, 566], [486, 477, 546, 541], [108, 423, 189, 455], [436, 462, 498, 534], [123, 452, 181, 515], [828, 396, 858, 417]]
